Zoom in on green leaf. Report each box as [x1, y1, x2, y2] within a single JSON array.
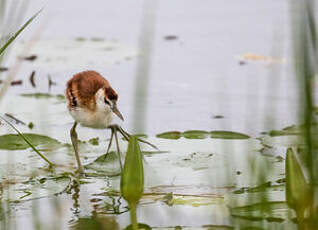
[[285, 148, 312, 215], [0, 9, 41, 57], [84, 151, 121, 176], [156, 131, 181, 139], [124, 223, 151, 230], [20, 93, 65, 101], [210, 131, 250, 139], [0, 133, 61, 150], [182, 130, 209, 139], [88, 137, 99, 146]]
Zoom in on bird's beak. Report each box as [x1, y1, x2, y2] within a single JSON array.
[[111, 103, 124, 121]]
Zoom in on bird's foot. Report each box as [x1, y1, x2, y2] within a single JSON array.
[[108, 125, 158, 150], [75, 167, 86, 177]]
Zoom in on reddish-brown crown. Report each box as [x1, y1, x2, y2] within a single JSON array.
[[66, 70, 118, 111]]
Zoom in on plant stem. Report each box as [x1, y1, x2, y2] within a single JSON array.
[[130, 202, 138, 230]]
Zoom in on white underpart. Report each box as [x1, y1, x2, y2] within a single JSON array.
[[68, 88, 114, 129]]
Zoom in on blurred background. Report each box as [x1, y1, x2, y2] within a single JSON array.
[[2, 0, 296, 135], [1, 1, 318, 230]]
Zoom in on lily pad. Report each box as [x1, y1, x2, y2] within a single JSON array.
[[20, 93, 65, 101], [210, 131, 250, 139], [85, 151, 121, 175], [269, 123, 318, 137], [0, 133, 62, 150], [124, 223, 152, 230], [183, 130, 209, 139], [88, 137, 99, 146], [269, 125, 301, 137], [156, 131, 182, 139]]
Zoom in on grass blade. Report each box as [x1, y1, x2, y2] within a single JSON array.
[[0, 8, 41, 56], [0, 115, 54, 167]]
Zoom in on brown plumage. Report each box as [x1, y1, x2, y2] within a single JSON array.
[[66, 70, 118, 111]]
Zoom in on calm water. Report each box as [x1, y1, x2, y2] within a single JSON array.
[[0, 0, 308, 229], [2, 0, 299, 137]]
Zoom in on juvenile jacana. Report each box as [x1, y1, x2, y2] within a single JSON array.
[[66, 70, 124, 174]]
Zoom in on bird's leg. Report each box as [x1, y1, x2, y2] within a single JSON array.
[[113, 129, 123, 171], [70, 122, 84, 174], [103, 126, 114, 161]]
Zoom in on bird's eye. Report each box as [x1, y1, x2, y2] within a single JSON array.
[[104, 98, 110, 105]]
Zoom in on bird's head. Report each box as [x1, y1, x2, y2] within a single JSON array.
[[96, 87, 124, 121]]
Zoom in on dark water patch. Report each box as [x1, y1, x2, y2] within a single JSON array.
[[212, 115, 224, 119], [164, 35, 178, 41]]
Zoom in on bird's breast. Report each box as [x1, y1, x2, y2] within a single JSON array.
[[69, 107, 113, 129]]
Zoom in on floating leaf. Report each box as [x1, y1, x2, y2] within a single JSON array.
[[183, 130, 209, 139], [88, 137, 99, 146], [0, 133, 62, 150], [269, 124, 318, 137], [20, 93, 65, 101], [210, 131, 250, 139], [269, 125, 302, 136], [85, 151, 121, 176], [156, 131, 181, 139], [124, 223, 151, 230]]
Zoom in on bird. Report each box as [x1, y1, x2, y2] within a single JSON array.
[[65, 70, 124, 174]]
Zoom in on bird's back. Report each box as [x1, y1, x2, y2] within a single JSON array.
[[66, 70, 110, 110]]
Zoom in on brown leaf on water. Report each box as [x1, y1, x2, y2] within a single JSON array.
[[21, 54, 37, 61]]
